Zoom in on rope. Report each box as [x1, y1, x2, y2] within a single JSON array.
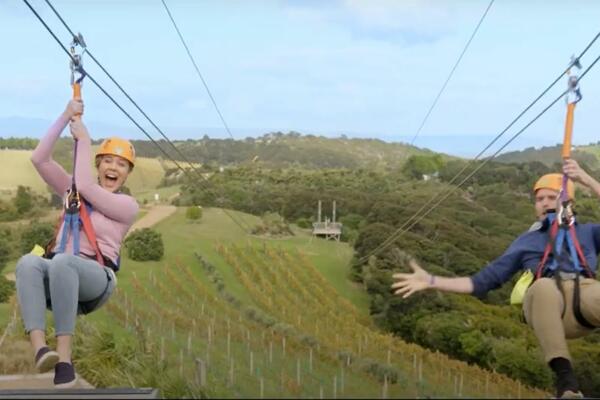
[[409, 0, 495, 145]]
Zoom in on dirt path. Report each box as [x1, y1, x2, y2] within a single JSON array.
[[128, 205, 177, 234]]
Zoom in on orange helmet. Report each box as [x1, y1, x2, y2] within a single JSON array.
[[96, 137, 135, 168], [533, 173, 574, 199]]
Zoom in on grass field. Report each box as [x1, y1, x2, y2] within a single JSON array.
[[0, 149, 167, 198]]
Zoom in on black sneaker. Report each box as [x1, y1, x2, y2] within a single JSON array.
[[34, 347, 59, 373], [54, 362, 77, 389], [556, 370, 583, 399]]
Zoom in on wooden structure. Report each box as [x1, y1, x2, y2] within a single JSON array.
[[312, 200, 342, 241]]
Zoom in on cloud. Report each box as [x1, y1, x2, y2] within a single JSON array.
[[183, 98, 208, 111], [283, 0, 458, 45]]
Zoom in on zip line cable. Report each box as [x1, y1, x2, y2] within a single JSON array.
[[409, 0, 495, 146], [42, 0, 228, 184], [161, 0, 236, 141], [43, 1, 189, 170], [358, 37, 600, 265], [22, 0, 252, 233], [40, 0, 251, 231], [359, 30, 600, 263], [366, 53, 600, 265]]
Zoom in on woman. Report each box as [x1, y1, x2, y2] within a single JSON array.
[[15, 99, 138, 388], [391, 159, 600, 399]]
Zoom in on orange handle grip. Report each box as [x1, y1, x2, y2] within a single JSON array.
[[72, 83, 82, 120], [72, 83, 81, 99], [562, 102, 576, 159]]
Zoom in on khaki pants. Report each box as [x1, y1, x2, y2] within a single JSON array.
[[523, 277, 600, 362]]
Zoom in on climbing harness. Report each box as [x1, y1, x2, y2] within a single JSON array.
[[56, 32, 105, 264], [531, 57, 597, 329]]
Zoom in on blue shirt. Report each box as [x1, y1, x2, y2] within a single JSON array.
[[470, 219, 600, 297]]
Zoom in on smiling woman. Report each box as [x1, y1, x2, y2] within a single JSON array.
[[13, 98, 139, 389]]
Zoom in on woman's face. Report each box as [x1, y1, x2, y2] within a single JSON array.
[[97, 155, 131, 192]]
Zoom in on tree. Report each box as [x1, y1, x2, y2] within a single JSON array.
[[402, 154, 444, 180], [124, 228, 164, 261]]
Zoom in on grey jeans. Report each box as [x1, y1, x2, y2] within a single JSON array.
[[15, 253, 116, 336]]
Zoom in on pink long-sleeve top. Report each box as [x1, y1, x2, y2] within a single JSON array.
[[31, 113, 139, 266]]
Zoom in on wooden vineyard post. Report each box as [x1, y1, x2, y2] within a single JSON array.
[[296, 358, 301, 386], [196, 358, 206, 387], [260, 376, 264, 399], [227, 332, 231, 359], [382, 375, 389, 399], [333, 376, 337, 399], [282, 337, 286, 358], [179, 349, 184, 376]]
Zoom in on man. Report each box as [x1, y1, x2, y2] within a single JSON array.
[[391, 159, 600, 399]]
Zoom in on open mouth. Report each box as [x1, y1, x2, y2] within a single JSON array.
[[105, 173, 119, 184]]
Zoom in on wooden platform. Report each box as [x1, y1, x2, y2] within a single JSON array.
[[0, 388, 159, 399], [0, 372, 93, 390], [0, 373, 159, 398]]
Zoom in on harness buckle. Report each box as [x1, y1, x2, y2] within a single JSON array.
[[556, 190, 575, 227], [65, 189, 81, 214]]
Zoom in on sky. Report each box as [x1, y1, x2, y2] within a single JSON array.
[[1, 0, 600, 157]]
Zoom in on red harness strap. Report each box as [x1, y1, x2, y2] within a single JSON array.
[[79, 200, 104, 266]]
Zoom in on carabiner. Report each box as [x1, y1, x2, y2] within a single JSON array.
[[65, 188, 81, 214], [69, 33, 87, 97], [566, 55, 582, 105]]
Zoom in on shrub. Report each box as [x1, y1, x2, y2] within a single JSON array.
[[124, 228, 164, 261], [20, 221, 55, 255], [0, 275, 15, 303], [185, 206, 202, 221], [295, 217, 312, 229]]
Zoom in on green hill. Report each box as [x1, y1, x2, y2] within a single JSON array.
[[496, 143, 600, 169], [126, 132, 440, 170]]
